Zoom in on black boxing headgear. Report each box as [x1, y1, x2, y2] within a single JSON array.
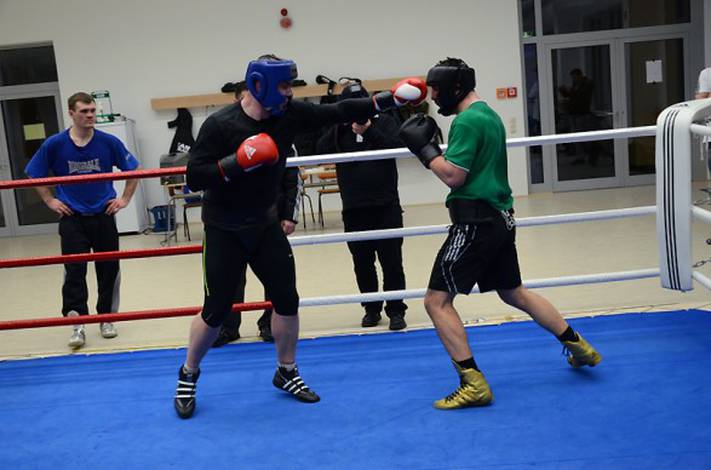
[[426, 57, 476, 116], [338, 82, 369, 101], [338, 81, 370, 126]]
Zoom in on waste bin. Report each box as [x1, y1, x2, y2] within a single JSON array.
[[149, 205, 175, 232]]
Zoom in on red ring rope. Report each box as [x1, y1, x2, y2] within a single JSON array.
[[0, 301, 273, 331], [0, 167, 186, 190], [0, 245, 202, 268], [0, 167, 286, 331]]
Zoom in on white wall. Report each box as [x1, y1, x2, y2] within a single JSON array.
[[706, 0, 711, 66], [0, 0, 528, 213]]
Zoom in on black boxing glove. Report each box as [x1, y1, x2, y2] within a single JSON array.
[[398, 114, 442, 168]]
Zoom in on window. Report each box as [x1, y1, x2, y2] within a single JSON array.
[[0, 45, 58, 86], [542, 0, 690, 35], [523, 44, 543, 184], [520, 0, 536, 38]]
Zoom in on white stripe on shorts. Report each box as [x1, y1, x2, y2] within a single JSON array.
[[440, 225, 476, 293]]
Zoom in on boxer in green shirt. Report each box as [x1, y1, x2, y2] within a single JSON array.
[[399, 57, 602, 410]]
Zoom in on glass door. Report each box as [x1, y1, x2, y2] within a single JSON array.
[[0, 87, 63, 236], [546, 41, 623, 190]]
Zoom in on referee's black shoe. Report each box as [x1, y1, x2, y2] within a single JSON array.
[[361, 311, 382, 327], [388, 313, 407, 331], [273, 366, 320, 403], [258, 324, 274, 342], [174, 366, 200, 419], [212, 327, 240, 348]]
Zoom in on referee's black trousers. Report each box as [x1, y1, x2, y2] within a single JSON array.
[[342, 204, 407, 317]]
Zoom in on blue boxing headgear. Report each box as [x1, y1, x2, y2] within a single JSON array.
[[245, 56, 298, 116]]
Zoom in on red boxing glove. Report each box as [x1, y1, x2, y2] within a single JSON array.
[[373, 77, 428, 111], [218, 133, 279, 180], [391, 77, 427, 106], [237, 133, 279, 171]]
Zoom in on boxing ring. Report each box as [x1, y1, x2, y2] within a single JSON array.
[[1, 100, 710, 468]]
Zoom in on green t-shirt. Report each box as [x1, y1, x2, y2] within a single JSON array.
[[444, 101, 513, 211]]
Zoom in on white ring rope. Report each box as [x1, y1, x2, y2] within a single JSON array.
[[690, 123, 711, 138], [692, 206, 711, 225], [286, 126, 657, 167], [505, 126, 656, 148], [289, 206, 656, 246], [298, 269, 661, 308], [290, 204, 673, 306], [692, 271, 711, 290]]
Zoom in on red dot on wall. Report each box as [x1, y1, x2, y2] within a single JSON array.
[[281, 8, 288, 16], [280, 17, 292, 29]]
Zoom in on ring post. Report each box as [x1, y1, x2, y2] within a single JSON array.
[[655, 98, 711, 291]]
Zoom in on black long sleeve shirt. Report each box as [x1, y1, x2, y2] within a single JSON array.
[[315, 113, 402, 211], [187, 98, 375, 230]]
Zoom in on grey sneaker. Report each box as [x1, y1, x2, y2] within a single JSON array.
[[100, 322, 118, 339], [67, 311, 85, 349], [68, 325, 85, 349]]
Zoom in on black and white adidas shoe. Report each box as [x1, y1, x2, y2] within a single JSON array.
[[174, 366, 200, 419], [272, 366, 320, 403]]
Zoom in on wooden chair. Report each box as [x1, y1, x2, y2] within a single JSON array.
[[182, 197, 202, 241], [166, 184, 202, 241], [299, 170, 316, 229], [315, 165, 340, 227]]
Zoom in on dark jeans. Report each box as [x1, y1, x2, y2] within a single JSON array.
[[59, 213, 120, 316], [342, 204, 407, 317]]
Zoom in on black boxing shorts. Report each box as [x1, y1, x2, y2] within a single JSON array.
[[428, 200, 521, 294]]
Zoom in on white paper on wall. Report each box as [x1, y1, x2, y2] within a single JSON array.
[[645, 60, 663, 84]]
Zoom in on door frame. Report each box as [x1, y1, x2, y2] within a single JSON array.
[[0, 83, 64, 236], [543, 38, 626, 191]]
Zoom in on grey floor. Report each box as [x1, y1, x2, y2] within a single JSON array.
[[0, 184, 709, 359]]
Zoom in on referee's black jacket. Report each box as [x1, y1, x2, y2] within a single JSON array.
[[315, 113, 402, 211]]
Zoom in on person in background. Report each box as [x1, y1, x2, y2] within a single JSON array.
[[695, 67, 711, 174], [695, 66, 711, 99], [315, 81, 408, 331], [25, 91, 140, 350]]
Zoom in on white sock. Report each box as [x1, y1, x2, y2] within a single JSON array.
[[183, 364, 199, 374], [278, 362, 296, 372]]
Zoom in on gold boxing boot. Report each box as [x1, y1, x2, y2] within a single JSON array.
[[433, 361, 493, 410], [562, 334, 602, 368]]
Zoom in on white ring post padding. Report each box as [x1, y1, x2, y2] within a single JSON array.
[[298, 269, 660, 307], [656, 99, 711, 292], [288, 206, 656, 246], [692, 206, 711, 225], [692, 271, 711, 291], [286, 126, 657, 167]]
